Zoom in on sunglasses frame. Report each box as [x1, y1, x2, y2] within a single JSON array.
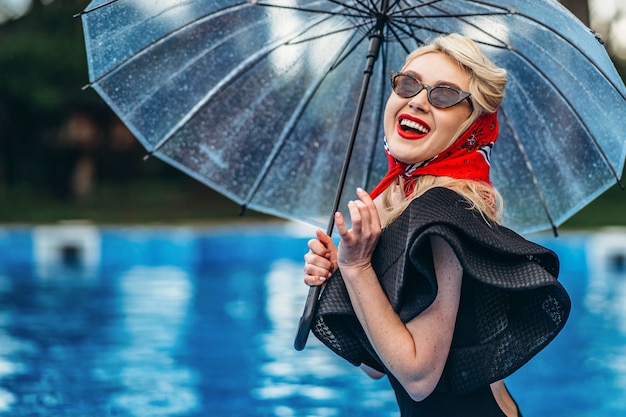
[[390, 71, 474, 111]]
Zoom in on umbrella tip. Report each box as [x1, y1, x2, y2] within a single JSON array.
[[551, 224, 559, 238], [591, 30, 605, 44], [239, 205, 247, 217]]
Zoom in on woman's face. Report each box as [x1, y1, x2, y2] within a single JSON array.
[[383, 52, 473, 165]]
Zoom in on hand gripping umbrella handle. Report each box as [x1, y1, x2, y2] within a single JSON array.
[[293, 24, 385, 351]]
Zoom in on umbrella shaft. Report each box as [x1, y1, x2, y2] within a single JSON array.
[[295, 24, 386, 351], [325, 30, 384, 237]]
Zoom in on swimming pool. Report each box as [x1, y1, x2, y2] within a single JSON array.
[[0, 223, 624, 416]]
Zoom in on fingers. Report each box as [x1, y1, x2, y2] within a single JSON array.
[[335, 188, 382, 269], [303, 253, 332, 285], [303, 273, 329, 286], [304, 187, 380, 286], [316, 228, 337, 252], [357, 187, 381, 230], [307, 235, 329, 257], [304, 231, 334, 286], [340, 188, 380, 240]]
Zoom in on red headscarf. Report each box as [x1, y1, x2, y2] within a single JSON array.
[[369, 111, 499, 200]]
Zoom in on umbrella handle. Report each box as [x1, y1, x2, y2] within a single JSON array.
[[293, 285, 322, 350]]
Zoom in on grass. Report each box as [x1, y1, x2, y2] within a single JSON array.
[[1, 177, 624, 230], [0, 178, 274, 226]]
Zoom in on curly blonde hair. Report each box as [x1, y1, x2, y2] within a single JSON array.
[[380, 34, 507, 227]]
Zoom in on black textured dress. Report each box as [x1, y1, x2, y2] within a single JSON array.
[[312, 187, 570, 416]]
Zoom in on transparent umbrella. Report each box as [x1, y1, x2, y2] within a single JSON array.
[[77, 0, 626, 349]]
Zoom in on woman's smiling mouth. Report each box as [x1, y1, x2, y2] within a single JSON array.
[[397, 115, 431, 139]]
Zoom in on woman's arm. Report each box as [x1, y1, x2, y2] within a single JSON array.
[[335, 189, 462, 401]]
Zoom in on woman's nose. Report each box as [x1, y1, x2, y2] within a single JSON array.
[[408, 88, 429, 112]]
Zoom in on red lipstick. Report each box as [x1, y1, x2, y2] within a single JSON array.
[[397, 114, 431, 140]]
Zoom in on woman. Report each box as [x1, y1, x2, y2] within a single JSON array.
[[303, 34, 570, 416]]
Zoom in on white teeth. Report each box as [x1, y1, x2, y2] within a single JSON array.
[[400, 119, 429, 133]]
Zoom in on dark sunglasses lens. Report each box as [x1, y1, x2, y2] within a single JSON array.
[[393, 75, 421, 98], [429, 87, 463, 108], [392, 74, 467, 108]]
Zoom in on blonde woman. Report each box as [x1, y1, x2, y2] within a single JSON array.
[[304, 34, 570, 417]]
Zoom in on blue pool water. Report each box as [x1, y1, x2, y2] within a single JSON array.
[[0, 223, 625, 416]]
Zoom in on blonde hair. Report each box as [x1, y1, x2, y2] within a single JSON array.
[[382, 34, 507, 227], [380, 177, 503, 227]]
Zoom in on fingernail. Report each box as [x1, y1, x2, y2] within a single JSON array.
[[357, 187, 364, 193], [320, 277, 326, 282]]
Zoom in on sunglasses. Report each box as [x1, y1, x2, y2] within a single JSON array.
[[390, 71, 473, 111]]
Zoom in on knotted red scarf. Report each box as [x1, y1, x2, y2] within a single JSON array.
[[369, 111, 499, 200]]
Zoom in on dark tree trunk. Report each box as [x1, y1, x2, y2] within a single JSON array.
[[559, 0, 591, 27]]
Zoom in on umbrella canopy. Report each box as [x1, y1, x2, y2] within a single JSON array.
[[78, 0, 625, 235], [78, 0, 626, 349]]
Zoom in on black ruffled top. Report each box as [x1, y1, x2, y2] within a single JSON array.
[[312, 187, 570, 394]]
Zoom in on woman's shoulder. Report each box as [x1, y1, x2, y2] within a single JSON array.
[[401, 186, 556, 264], [403, 186, 483, 227]]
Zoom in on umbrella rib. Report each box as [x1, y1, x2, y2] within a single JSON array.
[[361, 41, 390, 190], [124, 23, 272, 122], [329, 30, 372, 71], [84, 0, 212, 54], [148, 9, 346, 155], [82, 1, 255, 90], [511, 48, 624, 187], [474, 15, 623, 187], [139, 11, 351, 113], [388, 1, 509, 49], [355, 0, 382, 14], [383, 0, 432, 49], [387, 0, 445, 12], [324, 0, 379, 17], [286, 19, 374, 46], [388, 0, 509, 20], [499, 108, 559, 235], [384, 20, 417, 55], [385, 0, 447, 50], [241, 30, 365, 208], [472, 0, 626, 103], [74, 0, 119, 17], [392, 10, 511, 19], [389, 22, 453, 47], [255, 0, 372, 20], [470, 2, 625, 186]]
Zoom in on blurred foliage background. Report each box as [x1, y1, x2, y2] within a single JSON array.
[[0, 0, 624, 227]]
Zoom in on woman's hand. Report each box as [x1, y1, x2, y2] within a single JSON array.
[[335, 188, 381, 273], [303, 188, 381, 286], [303, 229, 338, 286]]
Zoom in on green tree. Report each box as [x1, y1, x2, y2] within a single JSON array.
[[559, 0, 590, 26], [0, 0, 97, 190]]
